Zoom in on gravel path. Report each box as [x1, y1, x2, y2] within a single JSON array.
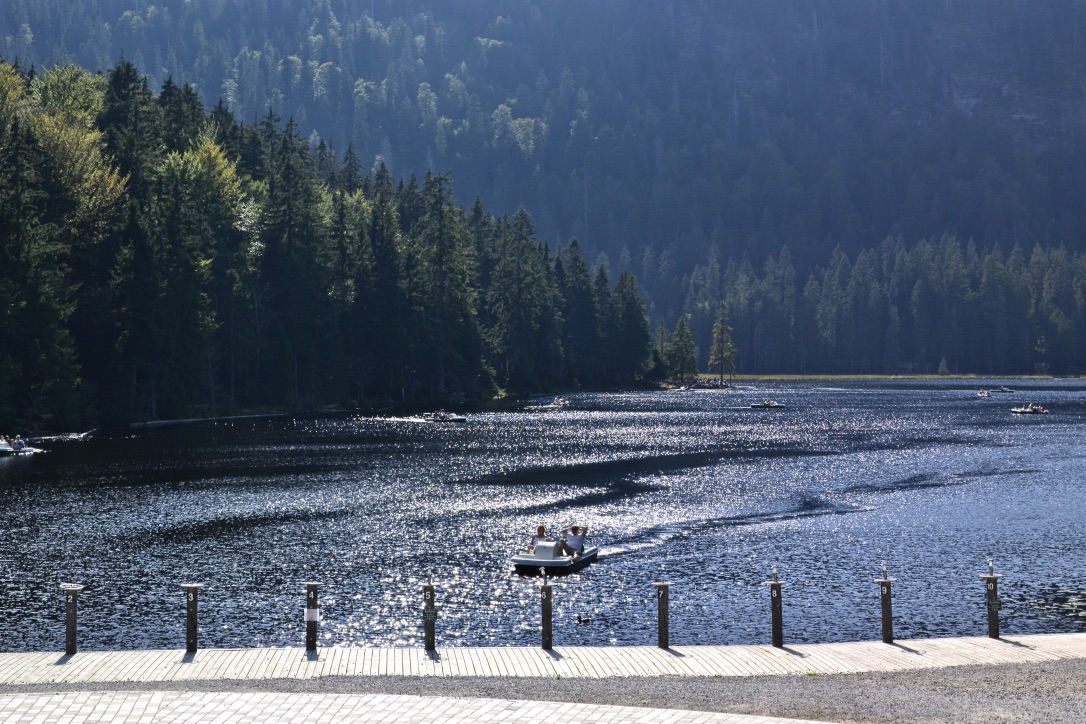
[[3, 659, 1084, 723]]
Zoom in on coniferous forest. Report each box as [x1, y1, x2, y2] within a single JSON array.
[[0, 60, 654, 430], [4, 1, 1086, 430]]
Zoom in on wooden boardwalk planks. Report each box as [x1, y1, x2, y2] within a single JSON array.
[[1, 633, 1083, 685]]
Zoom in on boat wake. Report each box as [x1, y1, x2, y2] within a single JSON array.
[[462, 446, 824, 487], [843, 472, 970, 494], [120, 505, 353, 543], [598, 495, 869, 559]]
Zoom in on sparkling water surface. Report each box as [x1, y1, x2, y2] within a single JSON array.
[[2, 380, 1084, 651]]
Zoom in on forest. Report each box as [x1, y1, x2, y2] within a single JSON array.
[[0, 60, 656, 431], [4, 2, 1086, 430], [4, 0, 1086, 319]]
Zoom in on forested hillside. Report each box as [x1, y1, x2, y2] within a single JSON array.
[[0, 61, 655, 431], [3, 0, 1086, 399], [5, 3, 1086, 284]]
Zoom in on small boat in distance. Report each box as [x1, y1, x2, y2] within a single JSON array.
[[977, 389, 992, 398], [526, 396, 570, 411], [997, 386, 1014, 393], [750, 399, 785, 409], [1011, 403, 1049, 415], [0, 438, 43, 456], [409, 411, 467, 423], [511, 541, 599, 575]]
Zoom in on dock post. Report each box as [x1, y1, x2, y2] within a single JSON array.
[[304, 582, 321, 651], [874, 563, 896, 644], [182, 583, 204, 653], [653, 582, 671, 648], [540, 571, 553, 650], [421, 570, 437, 651], [763, 566, 786, 648], [981, 559, 1003, 639], [60, 583, 84, 655]]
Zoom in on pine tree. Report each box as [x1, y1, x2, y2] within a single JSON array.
[[485, 210, 559, 391], [666, 316, 698, 383], [609, 271, 652, 384], [258, 117, 328, 405], [100, 61, 164, 203], [556, 238, 598, 386], [707, 300, 736, 385]]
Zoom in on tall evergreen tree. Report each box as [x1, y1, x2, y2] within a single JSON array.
[[100, 61, 164, 203], [610, 271, 652, 384], [257, 117, 328, 404], [665, 316, 698, 383], [707, 300, 736, 384], [556, 238, 598, 386], [485, 210, 560, 391], [409, 172, 483, 398]]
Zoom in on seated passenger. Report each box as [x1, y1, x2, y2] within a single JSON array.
[[557, 525, 588, 558], [527, 524, 551, 553]]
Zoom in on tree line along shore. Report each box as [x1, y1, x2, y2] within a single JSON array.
[[4, 59, 1086, 433]]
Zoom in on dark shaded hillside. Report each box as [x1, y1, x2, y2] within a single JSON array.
[[5, 3, 1085, 290], [3, 1, 1086, 380]]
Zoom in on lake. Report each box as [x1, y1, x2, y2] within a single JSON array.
[[2, 380, 1085, 652]]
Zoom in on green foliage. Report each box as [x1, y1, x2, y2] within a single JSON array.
[[7, 0, 1086, 333], [7, 45, 1086, 432], [663, 316, 698, 383], [683, 235, 1086, 375], [0, 59, 659, 428], [707, 301, 736, 382]]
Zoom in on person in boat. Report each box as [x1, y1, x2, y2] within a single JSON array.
[[527, 525, 551, 553], [557, 525, 588, 558]]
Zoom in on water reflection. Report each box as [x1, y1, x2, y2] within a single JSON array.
[[1, 380, 1085, 651]]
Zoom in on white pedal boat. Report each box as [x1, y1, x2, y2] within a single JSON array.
[[511, 541, 599, 576], [0, 440, 43, 457]]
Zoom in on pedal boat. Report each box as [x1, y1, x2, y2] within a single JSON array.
[[511, 541, 598, 576]]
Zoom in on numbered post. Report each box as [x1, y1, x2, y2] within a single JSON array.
[[421, 570, 437, 651], [874, 563, 896, 644], [763, 566, 786, 648], [653, 582, 671, 648], [60, 583, 84, 655], [540, 576, 553, 650], [182, 584, 204, 653], [981, 559, 1003, 639], [304, 582, 321, 651]]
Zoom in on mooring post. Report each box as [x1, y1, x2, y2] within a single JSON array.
[[421, 569, 437, 651], [981, 559, 1003, 639], [60, 583, 84, 655], [653, 582, 671, 648], [540, 570, 553, 650], [763, 566, 786, 648], [182, 583, 204, 653], [304, 582, 321, 651], [874, 562, 896, 644]]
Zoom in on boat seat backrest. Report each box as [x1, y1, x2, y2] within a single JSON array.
[[534, 542, 558, 559]]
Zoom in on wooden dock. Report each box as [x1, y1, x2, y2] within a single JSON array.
[[1, 633, 1083, 685]]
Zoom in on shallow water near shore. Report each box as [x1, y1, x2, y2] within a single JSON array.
[[1, 380, 1085, 652]]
